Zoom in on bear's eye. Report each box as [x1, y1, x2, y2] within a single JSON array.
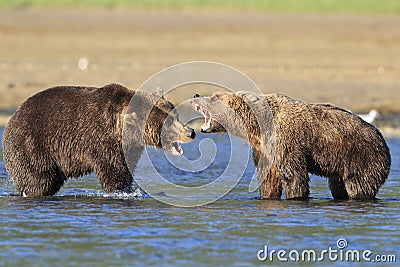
[[211, 94, 219, 101]]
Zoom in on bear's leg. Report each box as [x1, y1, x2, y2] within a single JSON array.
[[95, 165, 133, 193], [20, 169, 67, 197], [328, 175, 349, 199], [343, 175, 377, 200], [282, 170, 310, 200], [258, 164, 282, 200]]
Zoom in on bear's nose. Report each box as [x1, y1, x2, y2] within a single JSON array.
[[186, 128, 196, 139], [192, 93, 200, 98]]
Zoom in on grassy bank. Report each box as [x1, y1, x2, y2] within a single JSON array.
[[1, 0, 400, 14]]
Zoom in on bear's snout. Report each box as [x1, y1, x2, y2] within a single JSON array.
[[179, 126, 196, 143], [185, 127, 196, 139]]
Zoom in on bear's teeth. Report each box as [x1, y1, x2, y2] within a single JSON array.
[[200, 109, 211, 130], [191, 101, 212, 130], [191, 102, 201, 112], [204, 110, 211, 128], [172, 142, 183, 155]]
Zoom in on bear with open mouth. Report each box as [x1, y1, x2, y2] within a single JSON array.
[[2, 83, 195, 197], [191, 91, 391, 200]]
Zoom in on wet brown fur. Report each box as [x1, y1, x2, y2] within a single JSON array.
[[2, 83, 193, 197], [194, 92, 391, 200]]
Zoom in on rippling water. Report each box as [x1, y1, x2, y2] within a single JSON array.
[[0, 127, 399, 266]]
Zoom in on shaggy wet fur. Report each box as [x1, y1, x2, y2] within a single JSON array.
[[192, 92, 391, 200], [3, 83, 194, 197]]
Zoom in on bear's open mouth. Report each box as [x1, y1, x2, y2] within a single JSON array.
[[171, 142, 183, 155], [191, 102, 212, 131]]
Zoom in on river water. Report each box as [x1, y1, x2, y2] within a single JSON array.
[[0, 128, 399, 266]]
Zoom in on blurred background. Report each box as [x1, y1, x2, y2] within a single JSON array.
[[1, 0, 400, 128]]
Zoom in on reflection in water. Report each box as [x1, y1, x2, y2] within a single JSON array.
[[0, 129, 399, 266]]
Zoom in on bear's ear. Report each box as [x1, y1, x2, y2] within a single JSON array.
[[210, 92, 225, 100], [153, 87, 164, 98]]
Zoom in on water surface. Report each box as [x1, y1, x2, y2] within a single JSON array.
[[0, 128, 399, 266]]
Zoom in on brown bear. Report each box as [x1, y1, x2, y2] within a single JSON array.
[[191, 91, 391, 200], [2, 83, 195, 197]]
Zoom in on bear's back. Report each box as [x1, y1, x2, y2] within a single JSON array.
[[2, 84, 135, 170], [268, 93, 390, 180], [7, 83, 134, 130]]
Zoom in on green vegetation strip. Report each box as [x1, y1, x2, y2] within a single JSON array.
[[1, 0, 400, 14]]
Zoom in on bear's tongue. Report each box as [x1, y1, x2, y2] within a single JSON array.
[[172, 142, 183, 155], [202, 109, 211, 130], [191, 103, 212, 131]]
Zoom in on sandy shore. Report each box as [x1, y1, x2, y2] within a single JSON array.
[[0, 9, 399, 126]]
